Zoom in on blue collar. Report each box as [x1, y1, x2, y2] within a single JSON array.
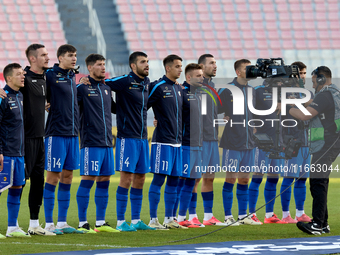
[[53, 64, 74, 76], [162, 75, 176, 85], [4, 85, 20, 94]]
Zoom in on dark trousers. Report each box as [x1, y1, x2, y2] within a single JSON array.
[[24, 137, 45, 220], [310, 141, 340, 226]]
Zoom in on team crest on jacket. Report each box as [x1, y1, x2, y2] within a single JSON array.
[[178, 91, 181, 96], [105, 90, 108, 95]]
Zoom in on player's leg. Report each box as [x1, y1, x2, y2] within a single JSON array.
[[56, 136, 81, 233], [248, 148, 264, 221], [236, 149, 260, 225], [77, 147, 95, 232], [93, 147, 118, 232], [6, 157, 30, 237], [129, 140, 154, 230], [280, 177, 296, 223], [173, 177, 185, 220], [202, 141, 221, 225], [77, 175, 96, 233], [294, 147, 312, 222], [222, 149, 238, 226], [148, 173, 167, 229], [177, 147, 199, 228], [264, 166, 286, 224], [188, 179, 200, 223], [43, 136, 65, 234], [28, 139, 55, 235], [115, 138, 139, 231]]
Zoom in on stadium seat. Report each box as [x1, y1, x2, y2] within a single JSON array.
[[19, 5, 31, 14], [1, 32, 13, 41], [22, 14, 34, 22]]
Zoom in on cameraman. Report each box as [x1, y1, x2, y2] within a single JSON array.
[[289, 66, 340, 235], [280, 61, 312, 223]]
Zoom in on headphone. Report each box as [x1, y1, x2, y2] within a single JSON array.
[[312, 67, 326, 86]]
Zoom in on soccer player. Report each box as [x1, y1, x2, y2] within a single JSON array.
[[280, 61, 312, 223], [21, 44, 55, 236], [176, 63, 204, 228], [43, 44, 82, 234], [76, 54, 119, 233], [190, 54, 223, 226], [0, 63, 30, 237], [148, 54, 186, 229], [218, 59, 261, 225], [104, 52, 155, 231]]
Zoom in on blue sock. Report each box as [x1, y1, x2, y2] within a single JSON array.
[[58, 182, 71, 222], [164, 176, 179, 218], [130, 187, 143, 221], [148, 174, 166, 219], [76, 180, 94, 222], [236, 183, 248, 216], [264, 177, 278, 213], [178, 179, 195, 217], [189, 192, 197, 215], [222, 182, 234, 217], [294, 178, 307, 211], [280, 177, 293, 212], [173, 178, 185, 217], [201, 191, 213, 213], [95, 181, 109, 222], [116, 186, 129, 221], [44, 183, 56, 223], [7, 188, 22, 227], [248, 177, 262, 214]]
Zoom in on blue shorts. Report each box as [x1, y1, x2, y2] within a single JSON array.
[[182, 146, 202, 179], [254, 148, 285, 174], [202, 141, 219, 173], [116, 138, 150, 174], [282, 147, 311, 178], [80, 147, 115, 176], [151, 143, 182, 176], [45, 136, 80, 172], [222, 148, 255, 173], [3, 156, 25, 186]]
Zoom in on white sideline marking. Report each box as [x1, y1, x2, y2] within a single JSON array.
[[1, 242, 130, 248]]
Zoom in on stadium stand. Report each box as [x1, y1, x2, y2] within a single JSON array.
[[114, 0, 340, 78], [0, 0, 66, 68]]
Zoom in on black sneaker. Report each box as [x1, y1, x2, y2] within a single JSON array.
[[322, 224, 330, 234], [297, 221, 322, 235]]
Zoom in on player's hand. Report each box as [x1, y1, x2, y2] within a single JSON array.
[[223, 115, 230, 121], [253, 128, 257, 134], [0, 88, 7, 99], [79, 77, 90, 85], [153, 118, 158, 127], [45, 103, 50, 112], [0, 154, 3, 172]]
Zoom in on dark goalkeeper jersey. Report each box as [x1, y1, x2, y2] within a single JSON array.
[[20, 66, 46, 138]]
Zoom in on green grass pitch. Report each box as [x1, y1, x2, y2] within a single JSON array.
[[0, 159, 340, 255]]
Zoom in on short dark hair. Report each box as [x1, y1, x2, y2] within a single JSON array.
[[25, 44, 45, 62], [163, 54, 182, 67], [85, 53, 105, 66], [198, 54, 214, 65], [315, 66, 332, 78], [57, 44, 77, 58], [234, 59, 251, 71], [185, 63, 202, 75], [292, 61, 307, 71], [3, 63, 22, 82], [129, 51, 148, 69]]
